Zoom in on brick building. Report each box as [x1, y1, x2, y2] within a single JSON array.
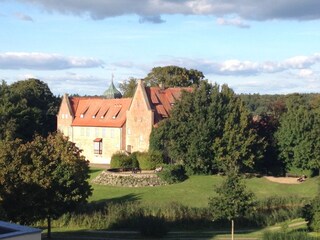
[[57, 80, 190, 164]]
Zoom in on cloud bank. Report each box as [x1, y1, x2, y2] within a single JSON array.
[[151, 53, 320, 76], [15, 0, 320, 21], [0, 52, 104, 70]]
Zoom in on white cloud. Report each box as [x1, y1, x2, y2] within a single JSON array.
[[216, 17, 250, 28], [149, 53, 320, 76], [0, 52, 104, 70], [298, 69, 314, 78], [14, 0, 320, 21], [14, 12, 33, 21]]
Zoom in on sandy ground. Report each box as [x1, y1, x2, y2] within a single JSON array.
[[264, 176, 303, 184]]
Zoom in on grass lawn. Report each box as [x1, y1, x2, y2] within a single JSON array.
[[89, 168, 319, 208]]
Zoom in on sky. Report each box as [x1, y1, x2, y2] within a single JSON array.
[[1, 0, 320, 96]]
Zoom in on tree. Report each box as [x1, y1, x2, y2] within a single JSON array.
[[119, 77, 138, 98], [0, 132, 92, 238], [151, 81, 263, 174], [0, 79, 59, 141], [209, 173, 256, 240], [213, 86, 264, 174], [275, 97, 320, 174], [144, 65, 204, 88], [119, 66, 205, 97]]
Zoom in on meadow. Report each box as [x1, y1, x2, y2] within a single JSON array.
[[43, 168, 319, 239], [89, 168, 318, 208]]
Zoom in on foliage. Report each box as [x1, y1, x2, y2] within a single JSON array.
[[144, 65, 204, 88], [110, 152, 132, 168], [129, 151, 140, 168], [209, 173, 256, 221], [136, 151, 163, 170], [157, 164, 188, 184], [139, 215, 168, 238], [0, 132, 92, 235], [118, 77, 138, 98], [275, 96, 320, 173], [251, 196, 307, 226], [119, 66, 205, 97], [0, 79, 59, 141], [213, 87, 265, 174], [151, 81, 263, 174], [262, 231, 317, 240], [252, 114, 284, 175], [303, 195, 320, 232]]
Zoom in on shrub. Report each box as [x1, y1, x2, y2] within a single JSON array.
[[263, 231, 317, 240], [110, 152, 132, 168], [129, 152, 139, 168], [139, 215, 168, 238], [157, 164, 188, 184], [137, 151, 163, 170], [303, 196, 320, 232]]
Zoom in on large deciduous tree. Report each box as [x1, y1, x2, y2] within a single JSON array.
[[119, 66, 205, 97], [275, 95, 320, 174], [0, 79, 59, 141], [0, 132, 92, 238], [209, 173, 256, 240], [144, 65, 204, 88], [150, 81, 263, 174]]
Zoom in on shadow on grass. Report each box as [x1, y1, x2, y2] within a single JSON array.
[[89, 168, 102, 175], [77, 193, 142, 214]]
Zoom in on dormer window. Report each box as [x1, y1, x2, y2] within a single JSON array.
[[80, 114, 84, 118], [92, 115, 96, 119]]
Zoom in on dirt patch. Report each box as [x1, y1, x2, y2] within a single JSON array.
[[264, 176, 302, 184]]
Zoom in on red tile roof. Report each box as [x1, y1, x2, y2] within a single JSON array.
[[146, 87, 192, 124], [67, 86, 192, 128], [69, 97, 131, 127]]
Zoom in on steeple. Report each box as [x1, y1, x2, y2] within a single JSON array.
[[103, 74, 122, 99]]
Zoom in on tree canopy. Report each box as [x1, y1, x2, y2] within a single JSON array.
[[119, 66, 205, 97], [0, 79, 59, 141], [150, 81, 264, 174], [209, 172, 256, 240], [0, 132, 92, 237], [275, 97, 320, 174]]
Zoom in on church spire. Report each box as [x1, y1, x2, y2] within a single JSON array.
[[103, 74, 122, 99]]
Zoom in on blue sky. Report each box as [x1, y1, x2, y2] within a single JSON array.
[[1, 0, 320, 96]]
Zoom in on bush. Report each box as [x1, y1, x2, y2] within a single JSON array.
[[139, 215, 168, 238], [110, 152, 132, 168], [129, 152, 139, 168], [303, 196, 320, 232], [157, 164, 188, 184], [263, 231, 317, 240], [137, 151, 163, 170]]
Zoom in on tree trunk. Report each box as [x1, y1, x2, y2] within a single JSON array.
[[47, 216, 51, 239], [231, 219, 234, 240]]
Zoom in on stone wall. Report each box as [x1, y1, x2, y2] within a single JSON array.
[[92, 170, 166, 187]]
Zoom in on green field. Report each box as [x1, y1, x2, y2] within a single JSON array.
[[89, 168, 319, 208], [44, 168, 320, 239]]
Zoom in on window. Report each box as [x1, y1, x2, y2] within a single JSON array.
[[110, 129, 114, 138], [102, 128, 106, 137], [80, 128, 85, 136], [93, 138, 103, 155], [86, 128, 90, 137]]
